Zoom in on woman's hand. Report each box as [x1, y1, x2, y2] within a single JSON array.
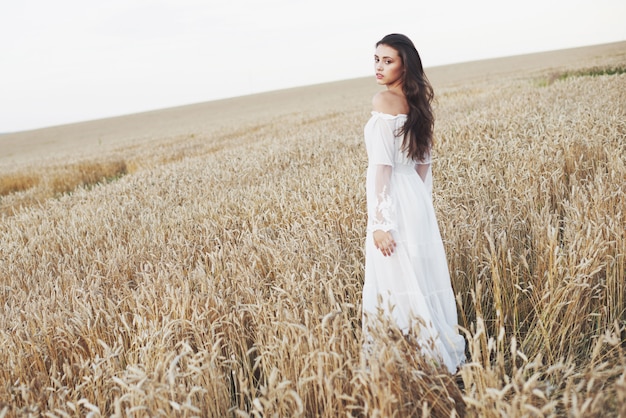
[[373, 230, 396, 256]]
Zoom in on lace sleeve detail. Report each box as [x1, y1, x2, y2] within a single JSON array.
[[369, 164, 395, 232], [366, 114, 397, 233]]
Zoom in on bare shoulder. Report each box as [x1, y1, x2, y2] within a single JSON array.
[[372, 90, 408, 115]]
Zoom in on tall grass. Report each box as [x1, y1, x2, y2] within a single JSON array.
[[0, 56, 625, 416]]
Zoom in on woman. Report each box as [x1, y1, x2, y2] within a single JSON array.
[[362, 33, 465, 373]]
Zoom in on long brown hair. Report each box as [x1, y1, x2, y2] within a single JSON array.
[[376, 34, 434, 162]]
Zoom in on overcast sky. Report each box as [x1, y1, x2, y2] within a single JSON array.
[[1, 0, 625, 133]]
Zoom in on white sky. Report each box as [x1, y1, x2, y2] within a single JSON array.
[[1, 0, 625, 133]]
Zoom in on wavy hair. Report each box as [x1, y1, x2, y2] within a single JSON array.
[[376, 34, 434, 162]]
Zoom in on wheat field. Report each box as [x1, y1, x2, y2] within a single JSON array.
[[1, 42, 625, 417]]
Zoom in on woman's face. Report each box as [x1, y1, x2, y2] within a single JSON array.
[[374, 44, 404, 88]]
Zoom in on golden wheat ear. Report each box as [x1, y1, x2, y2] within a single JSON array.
[[0, 42, 624, 416]]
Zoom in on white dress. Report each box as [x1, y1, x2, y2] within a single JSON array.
[[362, 111, 466, 373]]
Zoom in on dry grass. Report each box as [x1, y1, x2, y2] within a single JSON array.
[[0, 45, 625, 417], [0, 158, 128, 217], [0, 172, 40, 196]]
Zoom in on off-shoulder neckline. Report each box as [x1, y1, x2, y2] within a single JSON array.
[[370, 111, 407, 119]]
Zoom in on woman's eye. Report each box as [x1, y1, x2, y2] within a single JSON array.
[[385, 60, 392, 64]]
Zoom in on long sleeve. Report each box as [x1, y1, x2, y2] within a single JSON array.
[[371, 164, 394, 231], [367, 115, 397, 233], [415, 160, 432, 198]]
